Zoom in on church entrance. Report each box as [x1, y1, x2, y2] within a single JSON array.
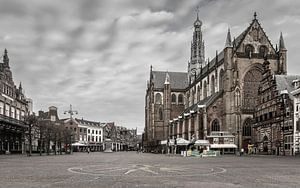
[[242, 118, 252, 153]]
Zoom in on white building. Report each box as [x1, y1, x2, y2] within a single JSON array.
[[64, 118, 104, 152], [291, 80, 300, 155]]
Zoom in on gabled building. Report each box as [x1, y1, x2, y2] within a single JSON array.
[[0, 49, 30, 154], [253, 61, 300, 155], [291, 81, 300, 155], [63, 118, 104, 152], [144, 12, 288, 152]]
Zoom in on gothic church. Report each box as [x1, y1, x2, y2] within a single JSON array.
[[144, 13, 287, 152]]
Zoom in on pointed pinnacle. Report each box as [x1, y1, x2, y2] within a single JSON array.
[[225, 28, 232, 47], [279, 32, 286, 50]]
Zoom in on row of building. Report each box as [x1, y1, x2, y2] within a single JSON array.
[[36, 106, 139, 153], [144, 12, 300, 155], [0, 49, 139, 154]]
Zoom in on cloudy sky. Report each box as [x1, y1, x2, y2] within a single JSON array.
[[0, 0, 299, 133]]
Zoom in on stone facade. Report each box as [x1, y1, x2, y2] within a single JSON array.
[[0, 49, 30, 154], [144, 13, 289, 152]]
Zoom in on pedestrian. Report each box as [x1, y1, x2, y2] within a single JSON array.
[[87, 147, 90, 154]]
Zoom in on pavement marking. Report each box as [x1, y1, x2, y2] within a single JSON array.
[[67, 163, 227, 178]]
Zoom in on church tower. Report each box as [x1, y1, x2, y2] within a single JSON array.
[[188, 11, 205, 84]]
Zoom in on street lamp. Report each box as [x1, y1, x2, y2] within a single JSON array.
[[64, 104, 78, 153], [280, 89, 289, 156], [64, 104, 78, 119]]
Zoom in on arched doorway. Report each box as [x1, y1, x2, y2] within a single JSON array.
[[243, 68, 263, 112], [211, 119, 220, 132], [242, 118, 252, 153]]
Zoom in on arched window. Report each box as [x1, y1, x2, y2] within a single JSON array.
[[235, 89, 241, 107], [191, 89, 195, 105], [259, 46, 268, 58], [243, 118, 252, 136], [219, 69, 224, 91], [197, 85, 200, 102], [159, 108, 163, 121], [203, 81, 207, 98], [178, 94, 184, 104], [171, 94, 176, 104], [245, 44, 254, 58], [243, 68, 263, 111], [211, 75, 215, 94], [155, 93, 162, 104], [211, 119, 220, 132]]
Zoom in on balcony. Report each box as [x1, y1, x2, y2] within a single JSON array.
[[0, 114, 27, 130]]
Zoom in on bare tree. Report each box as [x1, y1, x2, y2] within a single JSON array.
[[24, 114, 38, 156]]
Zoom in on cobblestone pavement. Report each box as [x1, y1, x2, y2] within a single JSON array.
[[0, 152, 300, 188]]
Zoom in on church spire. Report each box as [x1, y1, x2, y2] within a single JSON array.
[[279, 32, 286, 50], [19, 82, 23, 93], [225, 28, 232, 47], [164, 72, 170, 85], [3, 49, 9, 68], [189, 8, 205, 83]]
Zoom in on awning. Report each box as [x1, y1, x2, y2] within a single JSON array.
[[210, 144, 237, 149], [71, 142, 85, 146], [194, 140, 210, 146], [176, 138, 190, 146], [160, 139, 174, 145]]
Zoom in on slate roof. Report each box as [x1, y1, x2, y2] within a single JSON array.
[[275, 75, 300, 98], [178, 91, 223, 117], [74, 118, 101, 127], [152, 71, 188, 89]]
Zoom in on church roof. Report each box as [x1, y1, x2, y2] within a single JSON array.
[[232, 15, 275, 52], [152, 71, 188, 89], [179, 91, 223, 115], [275, 75, 300, 98]]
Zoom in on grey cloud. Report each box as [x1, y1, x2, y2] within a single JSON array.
[[1, 0, 300, 133]]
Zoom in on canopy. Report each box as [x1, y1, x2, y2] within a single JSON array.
[[210, 144, 237, 149], [71, 142, 85, 146], [194, 140, 210, 146], [160, 139, 174, 145], [176, 138, 190, 146]]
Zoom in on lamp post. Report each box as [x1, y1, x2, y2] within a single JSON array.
[[64, 104, 78, 119], [64, 104, 78, 154], [280, 89, 289, 156]]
